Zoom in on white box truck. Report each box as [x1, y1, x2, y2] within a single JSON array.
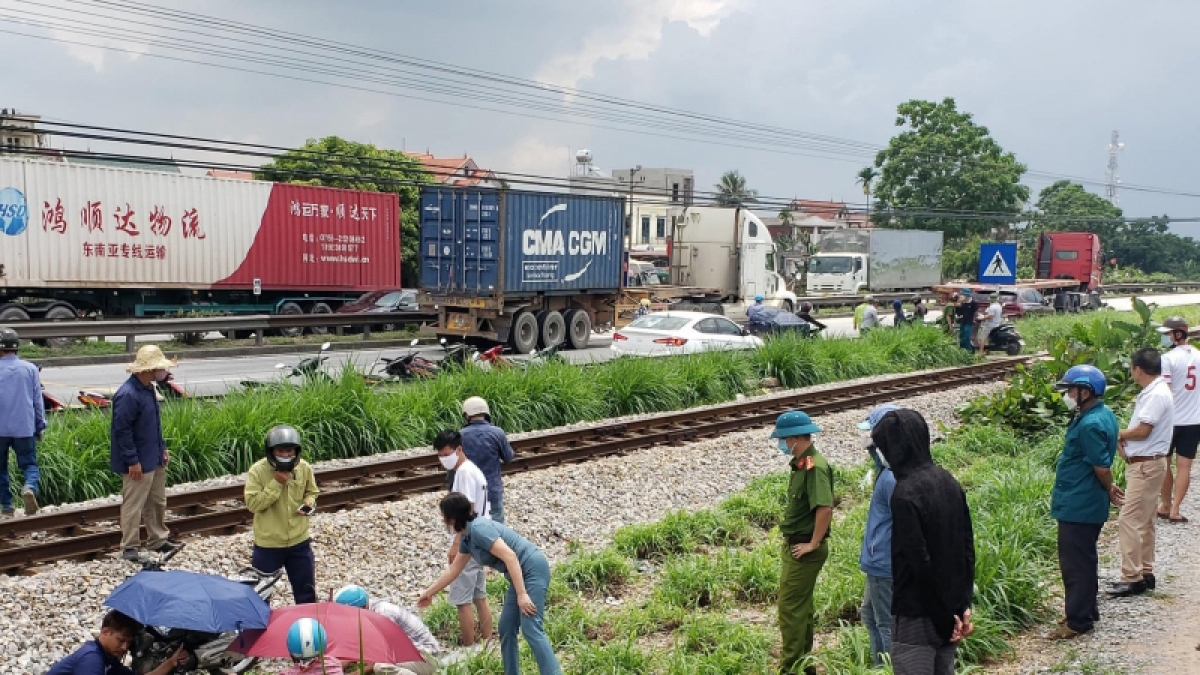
[[806, 229, 943, 294]]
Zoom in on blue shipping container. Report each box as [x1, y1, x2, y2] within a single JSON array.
[[419, 187, 624, 296]]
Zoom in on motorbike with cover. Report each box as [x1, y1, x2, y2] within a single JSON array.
[[128, 547, 284, 674]]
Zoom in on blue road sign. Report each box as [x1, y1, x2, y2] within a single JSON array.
[[978, 242, 1017, 284]]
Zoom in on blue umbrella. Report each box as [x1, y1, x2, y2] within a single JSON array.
[[105, 570, 271, 633]]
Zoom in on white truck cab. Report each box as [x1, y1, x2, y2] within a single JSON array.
[[806, 252, 868, 294], [668, 206, 797, 310]]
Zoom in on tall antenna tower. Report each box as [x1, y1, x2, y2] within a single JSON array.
[[1105, 130, 1123, 205]]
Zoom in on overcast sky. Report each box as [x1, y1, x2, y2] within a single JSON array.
[[5, 0, 1200, 236]]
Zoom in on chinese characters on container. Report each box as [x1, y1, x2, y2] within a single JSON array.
[[39, 198, 208, 262]]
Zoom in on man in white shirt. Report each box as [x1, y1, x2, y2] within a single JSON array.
[[860, 297, 880, 333], [1111, 348, 1174, 597], [434, 429, 493, 647], [978, 293, 1004, 356], [1158, 317, 1200, 523]]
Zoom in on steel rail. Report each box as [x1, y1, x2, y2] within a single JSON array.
[[0, 357, 1025, 573]]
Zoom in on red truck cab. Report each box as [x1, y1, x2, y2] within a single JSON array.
[[1035, 232, 1103, 291]]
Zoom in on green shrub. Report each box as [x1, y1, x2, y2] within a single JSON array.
[[566, 639, 656, 675], [655, 553, 732, 609], [613, 511, 699, 560], [558, 547, 633, 595]]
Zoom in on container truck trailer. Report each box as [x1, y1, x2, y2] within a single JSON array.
[[0, 157, 400, 329], [417, 187, 624, 353], [806, 228, 943, 294]]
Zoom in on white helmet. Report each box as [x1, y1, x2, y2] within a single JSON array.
[[462, 396, 490, 419]]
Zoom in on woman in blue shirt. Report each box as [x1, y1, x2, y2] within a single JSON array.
[[418, 493, 561, 675]]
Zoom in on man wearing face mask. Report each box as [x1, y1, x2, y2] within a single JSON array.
[[873, 409, 975, 675], [857, 404, 899, 667], [433, 429, 493, 647], [1157, 316, 1199, 523], [1051, 366, 1122, 640], [245, 425, 320, 604], [111, 345, 183, 563], [770, 410, 832, 675]]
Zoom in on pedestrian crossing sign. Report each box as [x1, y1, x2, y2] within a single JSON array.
[[978, 242, 1017, 284]]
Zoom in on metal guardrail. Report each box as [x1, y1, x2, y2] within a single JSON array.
[[5, 312, 436, 351]]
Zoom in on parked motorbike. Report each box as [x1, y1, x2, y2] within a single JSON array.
[[78, 389, 113, 409], [130, 546, 283, 675], [983, 323, 1025, 356], [439, 339, 479, 369], [38, 366, 66, 414], [375, 339, 440, 380], [77, 370, 189, 408], [241, 342, 333, 390], [476, 345, 517, 370]]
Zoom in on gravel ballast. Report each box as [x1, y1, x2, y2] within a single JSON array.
[[3, 381, 1003, 672]]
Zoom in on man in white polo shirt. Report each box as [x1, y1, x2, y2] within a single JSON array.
[[433, 429, 493, 647], [1111, 347, 1174, 598], [1158, 316, 1200, 523]]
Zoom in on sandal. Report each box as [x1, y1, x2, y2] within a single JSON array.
[[1169, 515, 1189, 523], [1157, 511, 1171, 520]]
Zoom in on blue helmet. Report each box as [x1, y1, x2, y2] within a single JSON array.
[[770, 410, 821, 438], [287, 618, 327, 660], [754, 294, 764, 302], [1055, 365, 1106, 396], [332, 584, 369, 608]]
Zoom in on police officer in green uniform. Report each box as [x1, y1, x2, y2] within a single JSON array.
[[772, 410, 834, 674]]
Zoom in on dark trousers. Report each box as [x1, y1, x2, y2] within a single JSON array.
[[891, 616, 956, 675], [252, 539, 316, 604], [1057, 520, 1103, 633]]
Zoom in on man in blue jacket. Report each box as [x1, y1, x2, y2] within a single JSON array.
[[460, 397, 515, 523], [110, 345, 182, 562], [1051, 365, 1123, 639], [858, 404, 898, 667], [47, 610, 184, 675], [0, 328, 45, 516]]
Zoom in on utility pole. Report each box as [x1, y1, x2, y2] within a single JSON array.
[[626, 165, 642, 245], [1105, 131, 1123, 205]]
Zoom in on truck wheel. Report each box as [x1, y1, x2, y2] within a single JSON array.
[[41, 305, 78, 349], [673, 302, 696, 312], [566, 309, 591, 350], [0, 305, 31, 323], [538, 310, 566, 348], [1005, 342, 1022, 356], [278, 302, 305, 338], [509, 312, 539, 354], [308, 302, 334, 335]]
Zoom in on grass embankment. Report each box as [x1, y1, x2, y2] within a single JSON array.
[[423, 424, 1065, 674], [22, 328, 971, 506], [1016, 304, 1200, 353], [17, 327, 422, 359]]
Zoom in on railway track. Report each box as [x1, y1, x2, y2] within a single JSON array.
[[0, 357, 1026, 574]]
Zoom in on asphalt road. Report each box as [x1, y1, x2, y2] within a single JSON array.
[[39, 337, 617, 402], [36, 293, 1199, 403]]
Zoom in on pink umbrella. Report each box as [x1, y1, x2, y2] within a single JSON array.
[[230, 602, 422, 663]]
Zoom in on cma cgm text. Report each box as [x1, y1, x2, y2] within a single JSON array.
[[522, 230, 609, 256]]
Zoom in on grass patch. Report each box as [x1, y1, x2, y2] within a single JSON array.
[[28, 327, 974, 506], [558, 548, 633, 595]]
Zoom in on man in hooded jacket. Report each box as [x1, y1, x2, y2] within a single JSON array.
[[872, 409, 975, 675]]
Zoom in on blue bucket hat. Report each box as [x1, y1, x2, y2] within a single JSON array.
[[770, 410, 821, 438], [857, 404, 899, 431]]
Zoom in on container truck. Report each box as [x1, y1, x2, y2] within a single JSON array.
[[0, 157, 400, 330], [417, 187, 624, 353], [1034, 231, 1104, 310], [665, 206, 798, 310], [806, 228, 943, 294]]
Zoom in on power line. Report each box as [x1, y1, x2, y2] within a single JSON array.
[[2, 0, 1183, 198], [3, 143, 1188, 224]]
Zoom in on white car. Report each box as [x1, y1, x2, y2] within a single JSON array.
[[610, 311, 764, 357]]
